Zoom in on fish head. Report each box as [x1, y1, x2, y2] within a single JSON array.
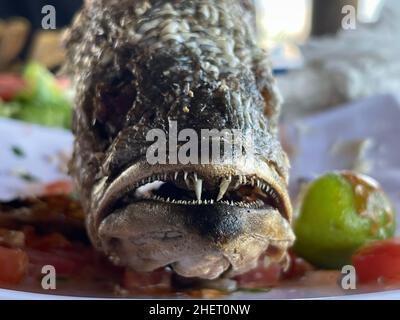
[[65, 0, 295, 279]]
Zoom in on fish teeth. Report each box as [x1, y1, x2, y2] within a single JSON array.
[[231, 175, 242, 189], [217, 176, 231, 201], [184, 171, 191, 188], [133, 173, 274, 208], [194, 178, 203, 201]]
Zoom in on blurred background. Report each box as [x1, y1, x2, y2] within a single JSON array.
[[0, 0, 386, 68], [0, 0, 398, 123]]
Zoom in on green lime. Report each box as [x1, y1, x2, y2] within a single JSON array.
[[293, 171, 395, 269]]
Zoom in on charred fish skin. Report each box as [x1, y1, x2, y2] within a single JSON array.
[[65, 0, 294, 279]]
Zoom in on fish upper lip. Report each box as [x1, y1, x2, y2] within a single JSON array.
[[92, 161, 292, 230]]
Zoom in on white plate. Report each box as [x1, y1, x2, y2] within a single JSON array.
[[0, 94, 400, 299], [0, 118, 72, 200]]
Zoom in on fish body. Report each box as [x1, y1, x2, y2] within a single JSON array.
[[65, 0, 294, 279]]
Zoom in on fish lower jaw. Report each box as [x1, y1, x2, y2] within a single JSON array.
[[144, 195, 265, 208]]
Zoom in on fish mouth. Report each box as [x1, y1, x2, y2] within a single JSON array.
[[90, 160, 294, 279], [93, 161, 291, 226]]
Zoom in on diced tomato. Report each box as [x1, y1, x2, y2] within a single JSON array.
[[26, 247, 93, 277], [124, 268, 172, 290], [27, 233, 72, 251], [43, 180, 73, 196], [283, 252, 314, 280], [22, 226, 72, 250], [352, 238, 400, 284], [0, 246, 29, 285], [234, 262, 282, 288], [27, 250, 78, 276], [0, 75, 25, 101], [22, 227, 92, 277]]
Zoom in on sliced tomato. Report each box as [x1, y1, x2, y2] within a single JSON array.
[[0, 75, 25, 101], [352, 238, 400, 284], [0, 246, 29, 285], [234, 262, 282, 288]]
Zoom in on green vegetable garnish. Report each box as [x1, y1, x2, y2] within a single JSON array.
[[0, 101, 21, 118], [11, 145, 25, 157], [1, 62, 72, 129], [294, 171, 396, 269], [18, 172, 38, 182]]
